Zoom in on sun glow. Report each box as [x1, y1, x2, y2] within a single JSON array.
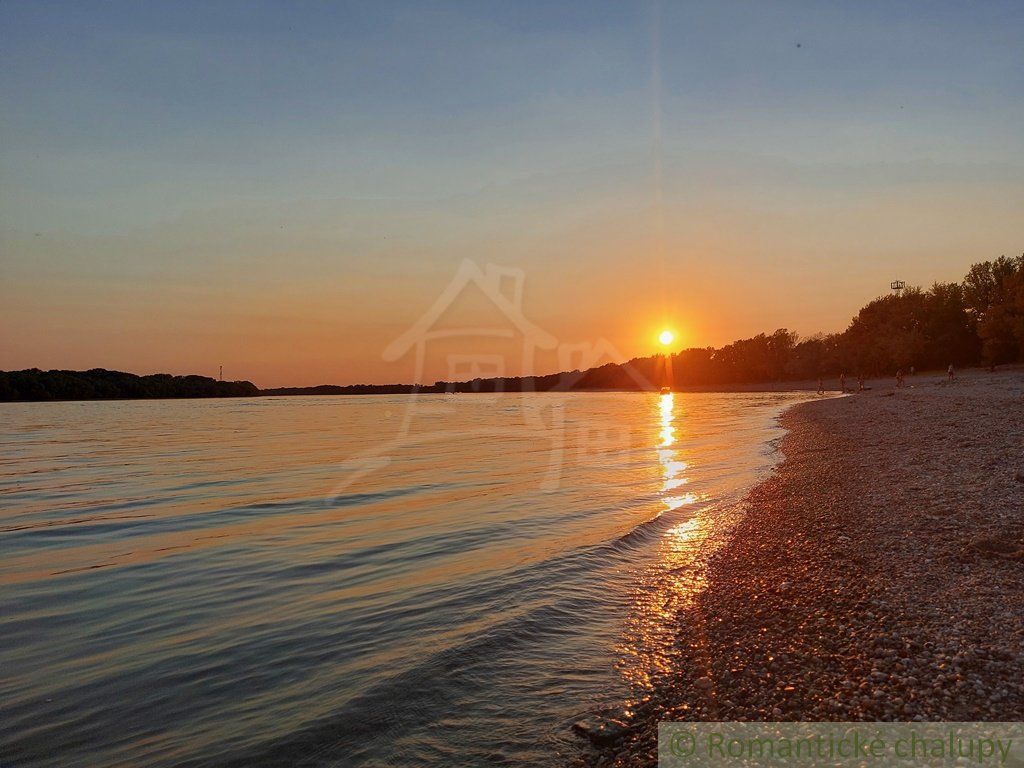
[[658, 329, 674, 346]]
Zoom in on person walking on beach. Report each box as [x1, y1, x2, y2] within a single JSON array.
[[948, 363, 955, 381], [896, 368, 904, 388], [857, 374, 865, 392], [840, 372, 846, 393], [817, 377, 824, 395]]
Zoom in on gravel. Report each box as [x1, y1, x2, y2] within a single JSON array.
[[572, 367, 1024, 767]]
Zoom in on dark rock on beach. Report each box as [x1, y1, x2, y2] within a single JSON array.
[[573, 717, 633, 747]]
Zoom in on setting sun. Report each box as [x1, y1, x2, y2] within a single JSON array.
[[2, 4, 1023, 765]]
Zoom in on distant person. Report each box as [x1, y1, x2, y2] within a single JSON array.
[[948, 364, 955, 381], [817, 377, 824, 395], [896, 369, 904, 388], [857, 375, 865, 392], [910, 366, 915, 377], [840, 372, 846, 393]]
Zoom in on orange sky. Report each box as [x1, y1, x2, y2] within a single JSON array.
[[2, 3, 1023, 387], [3, 187, 1020, 388]]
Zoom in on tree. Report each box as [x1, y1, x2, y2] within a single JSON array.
[[962, 254, 1023, 320], [978, 267, 1024, 364], [920, 282, 979, 367]]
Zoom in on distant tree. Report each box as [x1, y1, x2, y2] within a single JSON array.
[[977, 265, 1024, 364], [787, 333, 843, 379], [6, 253, 1022, 397], [919, 282, 979, 367], [962, 255, 1023, 321], [0, 369, 260, 402], [842, 290, 922, 374]]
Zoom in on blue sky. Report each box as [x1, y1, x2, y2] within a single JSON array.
[[2, 1, 1023, 385]]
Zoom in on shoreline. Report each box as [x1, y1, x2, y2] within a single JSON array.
[[0, 378, 929, 403], [575, 368, 1024, 766], [9, 367, 1016, 404]]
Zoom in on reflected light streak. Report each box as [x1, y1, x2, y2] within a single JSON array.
[[657, 393, 686, 509], [663, 493, 698, 510], [660, 459, 687, 478], [617, 391, 713, 694]]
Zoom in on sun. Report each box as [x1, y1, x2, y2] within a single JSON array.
[[658, 329, 674, 346]]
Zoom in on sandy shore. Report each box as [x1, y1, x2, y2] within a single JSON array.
[[575, 367, 1024, 766]]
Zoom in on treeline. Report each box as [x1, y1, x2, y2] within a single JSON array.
[[653, 252, 1023, 385], [3, 254, 1021, 400], [678, 252, 1024, 383], [775, 252, 1024, 380], [262, 384, 420, 396], [0, 368, 259, 402], [432, 253, 1024, 391]]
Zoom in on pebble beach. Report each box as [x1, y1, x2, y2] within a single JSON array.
[[576, 367, 1024, 767]]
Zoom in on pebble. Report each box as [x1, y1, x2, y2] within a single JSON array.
[[574, 372, 1024, 766]]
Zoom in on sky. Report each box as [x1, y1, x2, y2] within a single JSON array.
[[2, 1, 1022, 387]]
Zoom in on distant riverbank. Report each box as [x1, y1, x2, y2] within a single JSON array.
[[575, 367, 1024, 766], [0, 368, 260, 402], [1, 366, 1002, 402]]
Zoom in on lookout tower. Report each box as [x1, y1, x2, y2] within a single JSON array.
[[890, 279, 905, 296]]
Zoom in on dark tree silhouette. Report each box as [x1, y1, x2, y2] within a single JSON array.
[[0, 369, 259, 402], [3, 253, 1022, 401]]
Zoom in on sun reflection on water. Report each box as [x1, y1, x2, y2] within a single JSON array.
[[616, 392, 720, 695], [657, 394, 696, 509], [658, 393, 675, 448]]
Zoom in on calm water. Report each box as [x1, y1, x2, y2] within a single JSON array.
[[0, 391, 814, 767]]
